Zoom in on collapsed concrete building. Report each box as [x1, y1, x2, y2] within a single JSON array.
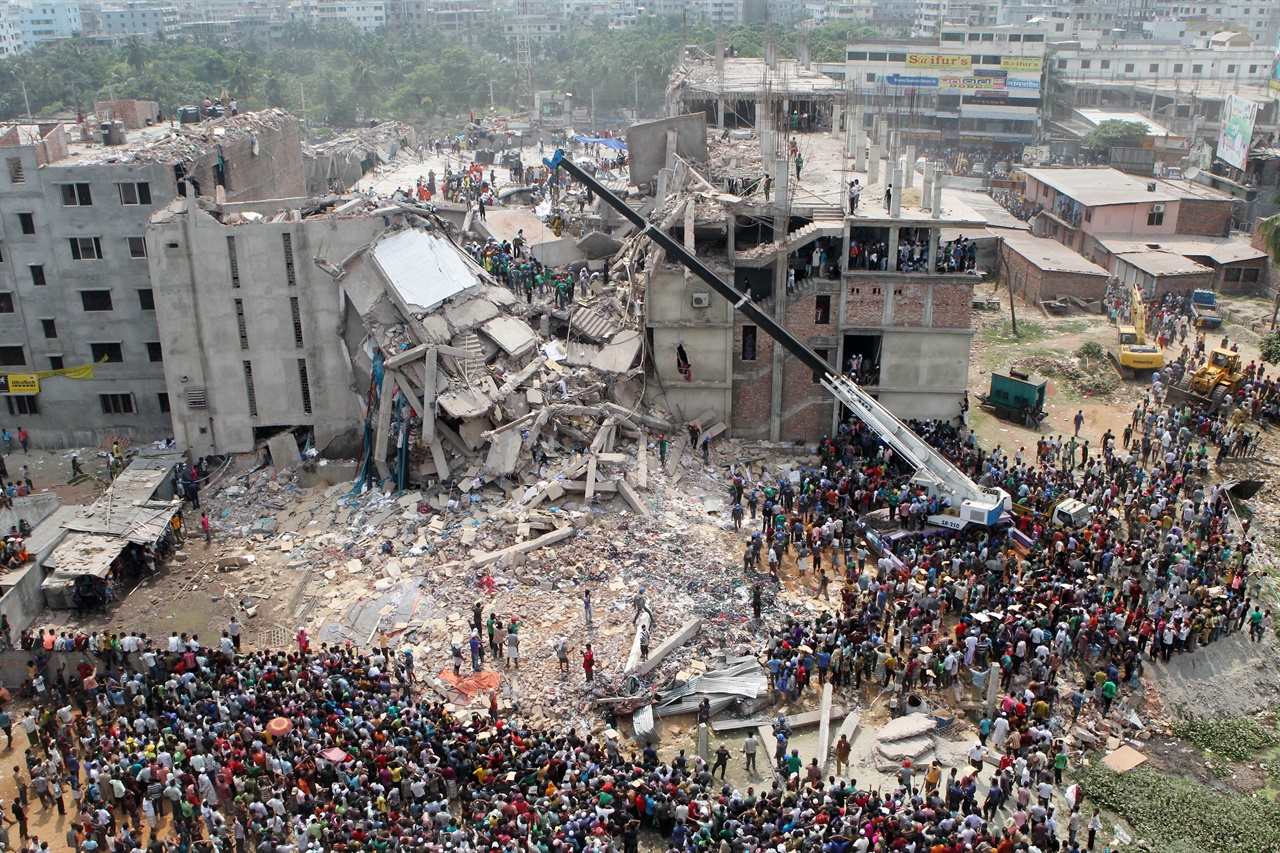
[[147, 193, 662, 507]]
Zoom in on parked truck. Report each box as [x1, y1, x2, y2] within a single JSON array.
[[1190, 289, 1223, 329]]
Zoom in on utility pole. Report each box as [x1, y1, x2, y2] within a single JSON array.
[[300, 82, 307, 132]]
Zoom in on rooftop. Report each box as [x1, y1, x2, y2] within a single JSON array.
[[1116, 250, 1214, 277], [1093, 234, 1266, 265], [1074, 109, 1177, 138], [1001, 232, 1110, 275], [1021, 167, 1177, 206], [673, 58, 846, 98]]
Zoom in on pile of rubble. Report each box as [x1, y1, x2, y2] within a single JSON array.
[[872, 712, 940, 771]]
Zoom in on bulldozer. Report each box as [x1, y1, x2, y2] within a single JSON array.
[[1166, 348, 1245, 408], [1109, 286, 1164, 379]]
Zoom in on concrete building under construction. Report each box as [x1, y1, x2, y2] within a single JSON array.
[[644, 51, 987, 441]]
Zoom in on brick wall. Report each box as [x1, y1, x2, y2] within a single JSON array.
[[1175, 198, 1232, 237], [932, 281, 975, 328], [1216, 258, 1269, 295], [891, 281, 927, 326], [1250, 223, 1279, 297], [1001, 242, 1107, 304], [93, 99, 160, 129], [845, 279, 886, 326], [186, 117, 306, 203], [1148, 270, 1214, 299]]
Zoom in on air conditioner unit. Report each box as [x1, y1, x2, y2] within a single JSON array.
[[691, 291, 712, 309], [1152, 203, 1165, 213]]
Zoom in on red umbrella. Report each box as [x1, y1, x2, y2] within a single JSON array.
[[266, 717, 293, 738]]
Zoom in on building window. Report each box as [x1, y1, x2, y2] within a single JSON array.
[[117, 182, 152, 205], [90, 342, 123, 362], [282, 233, 296, 286], [0, 346, 24, 366], [0, 293, 12, 313], [17, 213, 34, 235], [1149, 63, 1158, 72], [48, 356, 63, 370], [1147, 207, 1165, 226], [99, 392, 134, 414], [59, 182, 93, 206], [243, 360, 258, 417], [741, 325, 757, 361], [815, 294, 831, 324], [70, 236, 104, 260], [146, 341, 163, 362], [1101, 59, 1110, 69], [290, 296, 304, 347], [40, 319, 55, 338], [812, 347, 829, 383], [1057, 58, 1067, 69], [1080, 59, 1091, 69], [29, 265, 45, 286], [158, 392, 170, 413], [127, 237, 147, 259], [1193, 64, 1202, 74], [1084, 208, 1093, 222], [227, 236, 240, 287], [6, 396, 37, 416], [298, 358, 312, 415], [1124, 63, 1135, 72], [1173, 63, 1183, 73], [80, 290, 113, 311], [235, 298, 248, 348], [138, 289, 155, 310]]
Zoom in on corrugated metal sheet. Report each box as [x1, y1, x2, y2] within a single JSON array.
[[43, 532, 125, 578], [373, 229, 482, 312]]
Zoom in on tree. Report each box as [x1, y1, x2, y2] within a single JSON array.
[[1260, 328, 1280, 363], [1083, 119, 1150, 153], [124, 36, 149, 73]]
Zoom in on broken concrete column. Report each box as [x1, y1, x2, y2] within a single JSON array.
[[698, 722, 709, 761], [868, 145, 880, 185], [830, 104, 842, 138], [904, 145, 915, 188], [932, 178, 944, 220], [629, 618, 702, 676], [922, 161, 934, 206], [816, 683, 834, 768], [986, 662, 1001, 710], [877, 119, 888, 147], [891, 164, 903, 217], [854, 130, 866, 171]]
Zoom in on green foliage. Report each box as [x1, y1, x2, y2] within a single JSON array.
[[1260, 329, 1280, 365], [1083, 119, 1152, 152], [1259, 213, 1280, 266], [1172, 717, 1280, 761], [1075, 340, 1105, 359], [0, 18, 879, 126], [1077, 765, 1280, 853]]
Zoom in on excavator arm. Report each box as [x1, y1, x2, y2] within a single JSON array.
[[543, 149, 1009, 528]]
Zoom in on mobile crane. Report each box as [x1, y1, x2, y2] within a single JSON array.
[[1109, 285, 1164, 379], [543, 149, 1010, 530]]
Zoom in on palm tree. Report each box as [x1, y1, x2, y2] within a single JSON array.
[[1259, 209, 1280, 268], [124, 36, 149, 73]]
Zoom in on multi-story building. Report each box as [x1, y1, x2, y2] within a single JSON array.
[[0, 4, 26, 55], [16, 0, 81, 41], [97, 0, 179, 35], [824, 25, 1048, 150], [0, 108, 306, 448], [1152, 0, 1280, 46], [301, 0, 386, 31]]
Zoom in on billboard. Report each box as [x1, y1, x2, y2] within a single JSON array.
[[906, 54, 971, 69], [939, 76, 999, 90], [1273, 33, 1280, 91], [1001, 57, 1043, 72], [1217, 94, 1257, 170]]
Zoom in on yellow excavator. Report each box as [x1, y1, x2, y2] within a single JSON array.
[[1109, 286, 1164, 379]]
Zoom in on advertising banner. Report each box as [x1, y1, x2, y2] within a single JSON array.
[[0, 375, 39, 395], [939, 76, 998, 90], [1000, 56, 1043, 72], [906, 54, 971, 69], [885, 75, 939, 87], [1216, 94, 1257, 170]]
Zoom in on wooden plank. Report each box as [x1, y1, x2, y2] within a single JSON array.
[[703, 421, 727, 440]]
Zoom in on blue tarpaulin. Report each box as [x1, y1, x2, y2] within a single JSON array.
[[572, 136, 627, 151]]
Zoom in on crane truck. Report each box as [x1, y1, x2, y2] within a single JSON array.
[[542, 149, 1010, 530]]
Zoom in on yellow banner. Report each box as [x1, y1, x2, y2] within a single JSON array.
[[0, 356, 102, 385], [1001, 56, 1043, 71], [907, 53, 971, 69], [0, 374, 39, 395]]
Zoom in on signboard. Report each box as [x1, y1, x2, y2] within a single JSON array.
[[906, 53, 970, 69], [1217, 94, 1257, 170], [1005, 78, 1042, 92], [571, 107, 590, 124], [1272, 33, 1280, 91], [939, 76, 999, 90], [885, 74, 939, 87], [1001, 56, 1043, 72], [0, 374, 39, 395]]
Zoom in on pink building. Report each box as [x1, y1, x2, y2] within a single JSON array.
[[1024, 168, 1180, 256]]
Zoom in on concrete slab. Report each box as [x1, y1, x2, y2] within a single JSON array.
[[877, 713, 937, 743], [630, 618, 703, 676]]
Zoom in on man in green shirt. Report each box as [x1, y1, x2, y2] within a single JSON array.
[[1101, 679, 1118, 714]]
